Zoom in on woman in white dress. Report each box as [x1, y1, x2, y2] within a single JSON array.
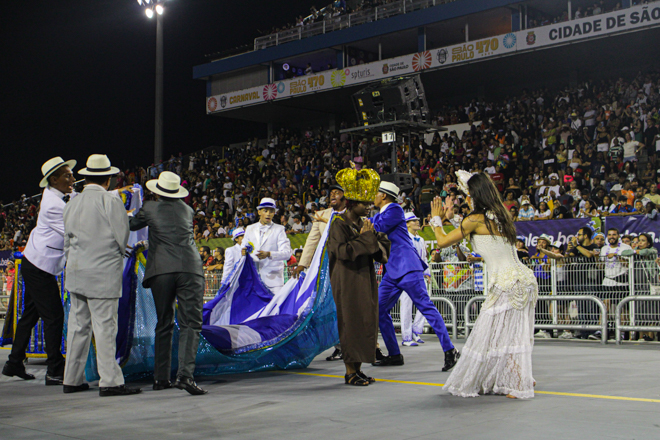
[[428, 171, 538, 399]]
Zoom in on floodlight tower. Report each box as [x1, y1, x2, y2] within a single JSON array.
[[137, 0, 165, 164]]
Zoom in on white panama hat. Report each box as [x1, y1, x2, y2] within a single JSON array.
[[379, 181, 400, 198], [232, 227, 245, 240], [257, 197, 277, 210], [146, 171, 189, 198], [39, 156, 77, 188], [78, 154, 120, 176], [404, 212, 420, 222]]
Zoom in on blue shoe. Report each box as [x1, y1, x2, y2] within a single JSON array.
[[402, 340, 418, 347], [413, 333, 425, 344]]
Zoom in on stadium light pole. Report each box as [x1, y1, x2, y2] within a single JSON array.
[[137, 0, 165, 165]]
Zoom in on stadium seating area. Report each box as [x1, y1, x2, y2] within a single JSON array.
[[2, 69, 660, 251]]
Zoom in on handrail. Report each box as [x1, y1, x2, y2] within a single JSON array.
[[253, 0, 451, 51], [464, 295, 608, 344], [615, 296, 660, 345]]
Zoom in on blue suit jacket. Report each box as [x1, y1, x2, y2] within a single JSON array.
[[370, 203, 427, 279]]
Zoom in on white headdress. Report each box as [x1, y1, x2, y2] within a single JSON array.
[[455, 170, 475, 197]]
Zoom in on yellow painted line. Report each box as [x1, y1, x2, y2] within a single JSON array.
[[282, 371, 660, 403]]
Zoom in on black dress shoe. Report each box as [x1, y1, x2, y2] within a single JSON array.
[[442, 348, 460, 372], [45, 374, 64, 386], [2, 363, 35, 381], [174, 377, 208, 395], [372, 354, 404, 367], [63, 383, 90, 394], [325, 348, 343, 361], [153, 380, 172, 390], [375, 347, 385, 361], [99, 385, 142, 397]]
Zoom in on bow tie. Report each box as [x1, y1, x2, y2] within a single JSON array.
[[413, 237, 421, 242], [62, 195, 70, 203], [259, 224, 271, 234]]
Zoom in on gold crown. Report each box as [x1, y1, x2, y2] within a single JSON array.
[[336, 165, 380, 202]]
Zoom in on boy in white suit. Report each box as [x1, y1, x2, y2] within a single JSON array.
[[241, 198, 291, 294], [62, 155, 141, 397], [221, 227, 244, 285], [399, 212, 432, 346]]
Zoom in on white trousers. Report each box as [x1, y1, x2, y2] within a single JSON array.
[[400, 291, 428, 342], [63, 293, 124, 388]]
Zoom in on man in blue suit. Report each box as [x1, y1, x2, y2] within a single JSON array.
[[370, 182, 460, 371]]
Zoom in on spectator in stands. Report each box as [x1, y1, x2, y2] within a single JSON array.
[[534, 201, 552, 220], [566, 226, 599, 339], [518, 199, 535, 221], [199, 246, 214, 267], [205, 248, 225, 272], [622, 233, 658, 341]]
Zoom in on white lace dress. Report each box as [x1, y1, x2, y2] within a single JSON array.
[[443, 235, 539, 399]]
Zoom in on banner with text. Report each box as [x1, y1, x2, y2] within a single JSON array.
[[515, 218, 591, 255], [0, 251, 13, 270], [206, 3, 660, 114]]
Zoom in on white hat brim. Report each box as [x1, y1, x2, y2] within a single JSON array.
[[146, 179, 189, 198], [78, 166, 120, 176], [39, 159, 77, 188]]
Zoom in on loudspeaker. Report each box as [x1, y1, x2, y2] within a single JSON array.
[[380, 173, 414, 192], [352, 75, 429, 126]]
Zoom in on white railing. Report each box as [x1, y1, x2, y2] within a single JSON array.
[[254, 0, 455, 50]]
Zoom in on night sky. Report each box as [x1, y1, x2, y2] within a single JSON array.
[[1, 0, 320, 202]]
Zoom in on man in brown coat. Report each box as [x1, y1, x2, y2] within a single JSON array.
[[328, 168, 390, 387]]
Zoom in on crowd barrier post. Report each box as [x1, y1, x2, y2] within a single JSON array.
[[629, 255, 636, 332], [615, 296, 660, 345], [550, 258, 558, 330]]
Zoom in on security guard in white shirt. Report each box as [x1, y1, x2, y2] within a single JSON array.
[[2, 157, 76, 385]]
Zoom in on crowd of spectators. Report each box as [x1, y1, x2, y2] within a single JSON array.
[[3, 69, 660, 259]]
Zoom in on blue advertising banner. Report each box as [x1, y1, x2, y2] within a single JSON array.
[[604, 215, 660, 250], [0, 251, 13, 270], [515, 218, 591, 254]]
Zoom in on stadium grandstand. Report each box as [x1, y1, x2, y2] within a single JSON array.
[[4, 0, 660, 340]]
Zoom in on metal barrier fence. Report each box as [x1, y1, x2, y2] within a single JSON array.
[[375, 255, 659, 341], [254, 0, 456, 50], [1, 274, 12, 316], [615, 296, 660, 344], [464, 295, 608, 344], [203, 266, 297, 302]]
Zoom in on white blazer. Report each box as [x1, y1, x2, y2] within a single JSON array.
[[221, 243, 242, 285], [63, 184, 129, 299], [242, 222, 291, 289], [24, 187, 78, 275]]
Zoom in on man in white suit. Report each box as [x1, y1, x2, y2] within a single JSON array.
[[294, 184, 346, 274], [399, 212, 432, 346], [241, 198, 291, 294], [62, 154, 141, 396], [221, 227, 244, 285], [2, 157, 76, 385], [294, 184, 345, 361]]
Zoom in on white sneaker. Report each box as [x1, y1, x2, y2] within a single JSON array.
[[402, 340, 419, 347], [413, 333, 425, 344], [534, 330, 551, 339], [558, 331, 574, 340], [588, 331, 601, 341]]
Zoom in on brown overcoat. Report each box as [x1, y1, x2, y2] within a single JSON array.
[[328, 214, 390, 364]]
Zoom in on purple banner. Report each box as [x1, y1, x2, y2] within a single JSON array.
[[604, 215, 660, 251], [0, 251, 12, 270], [515, 218, 591, 254]]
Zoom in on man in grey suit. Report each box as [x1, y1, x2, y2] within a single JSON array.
[[129, 171, 207, 395], [62, 154, 141, 396]]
